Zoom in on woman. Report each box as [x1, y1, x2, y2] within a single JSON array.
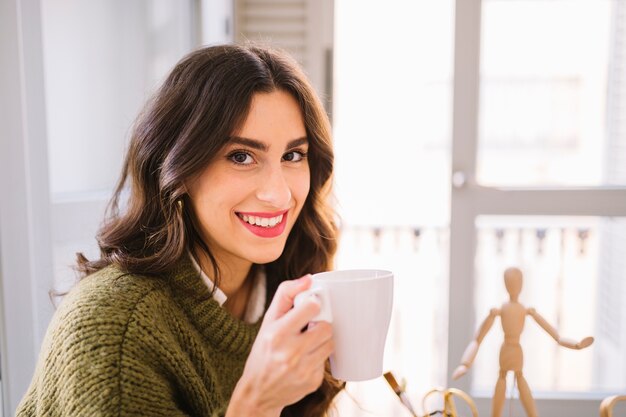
[[17, 44, 343, 416]]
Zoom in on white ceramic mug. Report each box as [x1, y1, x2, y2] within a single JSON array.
[[294, 269, 394, 381]]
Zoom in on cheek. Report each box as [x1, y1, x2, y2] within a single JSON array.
[[196, 171, 251, 205], [188, 177, 241, 227], [293, 169, 311, 206]]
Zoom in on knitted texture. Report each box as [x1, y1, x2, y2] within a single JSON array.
[[16, 255, 262, 417]]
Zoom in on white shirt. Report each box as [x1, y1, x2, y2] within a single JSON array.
[[189, 254, 267, 323]]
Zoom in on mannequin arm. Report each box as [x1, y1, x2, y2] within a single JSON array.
[[452, 308, 499, 380], [528, 308, 594, 350]]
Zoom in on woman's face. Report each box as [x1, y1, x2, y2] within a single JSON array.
[[187, 90, 310, 270]]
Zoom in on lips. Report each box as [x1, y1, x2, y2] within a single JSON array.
[[236, 210, 289, 238]]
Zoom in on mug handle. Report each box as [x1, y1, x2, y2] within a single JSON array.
[[294, 286, 333, 323]]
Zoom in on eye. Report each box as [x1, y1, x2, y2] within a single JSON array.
[[228, 151, 254, 165], [283, 150, 307, 162]]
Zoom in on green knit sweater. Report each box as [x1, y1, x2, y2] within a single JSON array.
[[16, 256, 262, 416]]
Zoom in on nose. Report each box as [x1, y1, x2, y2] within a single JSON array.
[[255, 165, 292, 208]]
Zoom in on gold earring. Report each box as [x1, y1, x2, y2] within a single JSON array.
[[176, 199, 183, 210]]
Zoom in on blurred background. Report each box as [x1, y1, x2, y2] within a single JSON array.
[[1, 0, 626, 416]]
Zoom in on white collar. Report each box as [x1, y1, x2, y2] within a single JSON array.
[[189, 253, 228, 306]]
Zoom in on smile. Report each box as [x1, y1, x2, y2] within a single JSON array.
[[237, 213, 284, 228], [236, 210, 289, 238]]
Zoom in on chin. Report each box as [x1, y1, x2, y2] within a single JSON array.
[[246, 245, 286, 265]]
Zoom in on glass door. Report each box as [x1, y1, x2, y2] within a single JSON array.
[[448, 1, 626, 416], [333, 0, 626, 416]]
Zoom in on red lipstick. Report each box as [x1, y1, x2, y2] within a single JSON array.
[[236, 210, 289, 238]]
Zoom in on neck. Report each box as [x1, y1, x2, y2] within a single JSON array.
[[193, 246, 251, 295], [224, 273, 254, 319], [192, 246, 253, 319]]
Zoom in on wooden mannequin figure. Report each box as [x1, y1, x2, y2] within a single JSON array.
[[451, 267, 594, 417]]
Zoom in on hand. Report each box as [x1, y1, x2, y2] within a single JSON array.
[[577, 336, 594, 349], [558, 336, 594, 350], [452, 364, 469, 380], [228, 275, 334, 417]]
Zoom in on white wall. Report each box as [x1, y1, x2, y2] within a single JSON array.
[[43, 0, 194, 197], [1, 1, 200, 415]]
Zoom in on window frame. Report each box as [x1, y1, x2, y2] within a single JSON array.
[[0, 1, 55, 415]]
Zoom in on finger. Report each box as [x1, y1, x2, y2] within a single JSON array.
[[280, 296, 324, 333], [265, 275, 312, 321], [296, 321, 333, 352], [306, 336, 335, 366]]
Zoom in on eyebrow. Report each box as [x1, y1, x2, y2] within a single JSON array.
[[228, 136, 308, 151]]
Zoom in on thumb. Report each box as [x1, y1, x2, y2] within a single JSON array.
[[265, 275, 312, 321]]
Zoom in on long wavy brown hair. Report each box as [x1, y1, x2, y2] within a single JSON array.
[[77, 44, 343, 416]]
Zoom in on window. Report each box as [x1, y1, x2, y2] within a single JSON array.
[[473, 216, 626, 394], [478, 0, 624, 188]]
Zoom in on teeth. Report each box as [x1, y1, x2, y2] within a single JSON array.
[[238, 213, 284, 228]]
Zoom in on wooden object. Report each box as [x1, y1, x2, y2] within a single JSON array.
[[422, 387, 478, 417], [451, 267, 594, 417], [384, 371, 418, 416], [600, 395, 626, 417]]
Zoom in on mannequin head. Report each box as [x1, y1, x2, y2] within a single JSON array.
[[504, 267, 523, 301]]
